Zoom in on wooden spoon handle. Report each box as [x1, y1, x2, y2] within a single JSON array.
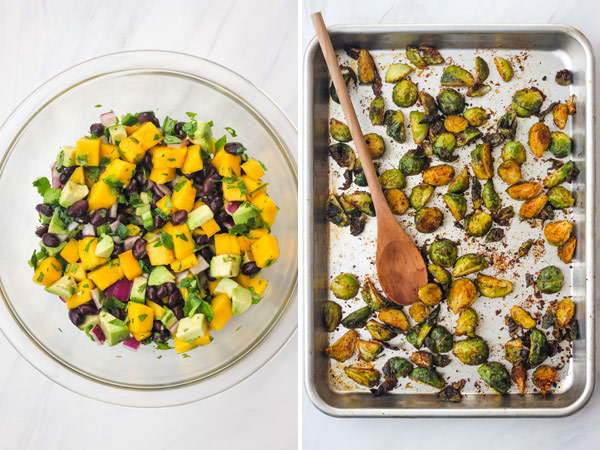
[[310, 12, 390, 218]]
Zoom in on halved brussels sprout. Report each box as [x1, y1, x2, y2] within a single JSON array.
[[330, 65, 357, 104], [428, 264, 452, 286], [444, 115, 468, 133], [406, 306, 440, 348], [555, 298, 575, 328], [504, 337, 524, 364], [475, 57, 489, 83], [415, 207, 443, 234], [448, 278, 478, 314], [393, 79, 418, 107], [330, 118, 352, 142], [437, 88, 465, 115], [493, 56, 514, 82], [420, 45, 444, 65], [356, 339, 384, 362], [379, 169, 406, 190], [429, 239, 458, 268], [519, 194, 548, 219], [453, 336, 489, 365], [344, 191, 375, 216], [466, 83, 491, 97], [512, 88, 545, 118], [448, 167, 470, 194], [497, 110, 518, 140], [558, 237, 577, 264], [453, 254, 487, 277], [497, 161, 522, 185], [406, 45, 427, 68], [548, 186, 575, 209], [357, 49, 377, 84], [409, 302, 430, 323], [555, 69, 573, 86], [428, 118, 444, 145], [518, 239, 534, 258], [510, 305, 536, 329], [426, 325, 453, 354], [532, 365, 556, 396], [433, 132, 457, 161], [463, 107, 488, 127], [328, 143, 356, 170], [341, 306, 371, 329], [553, 103, 568, 129], [443, 193, 467, 221], [323, 301, 342, 332], [410, 350, 433, 369], [482, 179, 501, 212], [418, 91, 438, 115], [325, 329, 358, 361], [369, 96, 385, 126], [543, 161, 578, 188], [501, 141, 526, 165], [326, 195, 349, 227], [385, 63, 413, 83], [354, 170, 367, 187], [383, 357, 413, 379], [544, 220, 572, 246], [330, 273, 359, 300], [476, 273, 513, 298], [378, 307, 409, 331], [410, 367, 445, 389], [441, 65, 475, 87], [478, 362, 511, 394], [345, 365, 380, 388], [470, 143, 493, 180], [384, 110, 406, 143], [506, 181, 542, 200], [492, 206, 515, 226], [409, 111, 429, 144], [364, 133, 385, 159], [418, 283, 443, 306], [385, 189, 409, 215], [423, 164, 455, 186], [528, 122, 551, 158], [366, 319, 397, 341], [456, 307, 478, 337], [361, 276, 389, 311], [549, 131, 572, 158], [536, 266, 564, 294], [529, 328, 549, 367], [465, 210, 493, 237], [409, 183, 435, 210]]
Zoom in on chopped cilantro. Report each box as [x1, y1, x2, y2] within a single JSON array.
[[214, 135, 227, 151], [104, 297, 127, 311], [76, 153, 88, 166], [84, 324, 95, 342], [36, 272, 44, 282], [176, 233, 188, 242], [87, 167, 100, 182], [224, 127, 237, 137], [163, 135, 182, 145], [153, 134, 161, 141], [84, 239, 93, 252], [182, 353, 191, 358], [257, 160, 268, 171], [95, 104, 102, 108], [138, 314, 148, 322], [182, 121, 198, 137], [185, 112, 197, 120], [162, 116, 177, 136], [164, 195, 173, 208], [249, 182, 268, 195], [174, 178, 187, 192], [99, 157, 111, 167], [33, 177, 51, 196], [156, 342, 174, 350], [121, 113, 138, 126], [108, 318, 127, 327], [153, 232, 173, 250], [249, 287, 262, 304], [116, 223, 129, 239]]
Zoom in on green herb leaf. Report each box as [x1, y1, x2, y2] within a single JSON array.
[[156, 342, 174, 350], [185, 112, 197, 120], [162, 116, 177, 136], [76, 153, 88, 167], [121, 113, 139, 127], [104, 297, 128, 311], [224, 127, 237, 137], [108, 318, 127, 327], [87, 167, 100, 182], [182, 121, 198, 137], [214, 135, 227, 151], [116, 223, 129, 239], [163, 135, 182, 145], [33, 177, 51, 196], [138, 314, 148, 322]]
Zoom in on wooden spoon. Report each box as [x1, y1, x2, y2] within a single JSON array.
[[311, 12, 427, 306]]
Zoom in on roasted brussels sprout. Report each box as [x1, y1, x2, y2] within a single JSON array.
[[415, 207, 443, 233], [326, 195, 349, 227], [478, 362, 511, 394], [437, 88, 465, 115], [476, 273, 513, 298], [384, 110, 406, 143], [406, 45, 427, 68], [485, 228, 505, 243], [409, 302, 430, 323], [506, 181, 542, 201], [553, 103, 568, 129], [465, 210, 493, 237], [419, 45, 444, 65], [330, 273, 359, 300], [548, 186, 575, 209], [501, 141, 526, 165], [532, 365, 556, 396], [325, 329, 358, 362], [529, 328, 549, 367], [349, 214, 367, 236], [364, 133, 385, 159], [443, 193, 467, 221], [354, 170, 367, 187], [444, 115, 468, 133], [426, 325, 453, 354], [482, 179, 501, 212], [462, 107, 487, 127], [497, 109, 518, 140], [399, 147, 428, 175], [558, 236, 577, 264], [528, 122, 551, 158], [544, 220, 572, 246], [356, 339, 384, 362], [448, 278, 478, 314], [410, 350, 434, 369], [409, 111, 429, 144], [519, 194, 548, 219], [493, 56, 514, 82], [492, 206, 515, 226], [456, 307, 478, 337], [369, 96, 385, 125], [549, 131, 572, 158], [475, 56, 489, 83], [441, 65, 475, 87], [366, 319, 397, 341], [385, 63, 413, 83], [378, 307, 409, 331], [328, 143, 356, 170], [361, 276, 389, 311], [510, 305, 536, 329], [453, 254, 487, 278], [406, 306, 440, 348], [392, 79, 418, 107], [323, 301, 342, 332], [448, 167, 470, 194], [419, 91, 438, 116], [385, 189, 409, 215], [345, 365, 381, 388], [428, 264, 452, 286], [409, 183, 435, 210], [344, 191, 375, 217], [429, 239, 458, 268], [467, 83, 491, 97], [518, 239, 534, 258], [330, 65, 357, 104], [418, 283, 443, 306], [504, 337, 524, 364], [453, 336, 489, 365], [471, 177, 482, 209], [497, 161, 522, 185], [330, 118, 352, 142], [339, 307, 371, 331], [423, 164, 454, 186], [409, 367, 445, 389], [357, 49, 377, 84], [543, 161, 578, 188], [512, 88, 545, 118], [433, 132, 457, 161], [379, 169, 406, 190], [383, 357, 413, 379], [470, 143, 493, 180], [555, 69, 573, 86], [536, 266, 564, 294], [555, 298, 575, 328]]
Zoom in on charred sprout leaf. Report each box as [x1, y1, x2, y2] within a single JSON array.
[[492, 206, 515, 226], [538, 204, 555, 223], [341, 306, 372, 330], [541, 308, 556, 329], [482, 179, 501, 212], [498, 110, 517, 140], [544, 220, 572, 246], [410, 350, 434, 369], [535, 101, 560, 122], [399, 147, 428, 175], [497, 161, 522, 185], [478, 362, 511, 394], [392, 79, 418, 107], [325, 329, 358, 362], [330, 118, 352, 142], [328, 143, 356, 170], [344, 191, 375, 216], [330, 65, 357, 104], [361, 276, 389, 311], [482, 133, 505, 148], [326, 195, 349, 227], [453, 336, 489, 365], [356, 339, 384, 362], [369, 96, 385, 126], [519, 194, 548, 220], [506, 182, 542, 201], [555, 298, 575, 328], [518, 239, 534, 258], [470, 143, 494, 180], [366, 319, 397, 341], [511, 305, 536, 329], [512, 363, 527, 394], [385, 63, 413, 83], [409, 111, 429, 144], [528, 122, 551, 158], [419, 91, 438, 116], [512, 87, 545, 118], [501, 141, 526, 165], [464, 107, 488, 127], [533, 365, 556, 396], [341, 170, 353, 190], [410, 367, 445, 389], [505, 337, 524, 364], [330, 273, 359, 300], [553, 103, 568, 129], [323, 301, 342, 332], [543, 161, 578, 188], [420, 45, 444, 65], [432, 353, 451, 367], [448, 278, 478, 314], [428, 264, 452, 286], [448, 167, 470, 194], [406, 45, 427, 68], [379, 168, 407, 191], [558, 236, 577, 264], [409, 183, 435, 210], [428, 238, 458, 268], [384, 110, 406, 143], [425, 325, 453, 354], [529, 328, 550, 367], [494, 56, 514, 82], [443, 193, 467, 221], [349, 214, 367, 236], [441, 65, 475, 87], [418, 283, 443, 306], [555, 69, 573, 86], [439, 384, 463, 403], [357, 49, 377, 84], [465, 210, 493, 237], [433, 132, 457, 161], [548, 186, 575, 209], [383, 357, 413, 379], [476, 273, 513, 298], [423, 164, 454, 186], [456, 307, 478, 337], [437, 88, 465, 115], [475, 56, 490, 83], [428, 117, 445, 142], [537, 266, 564, 294], [485, 228, 505, 243], [467, 83, 491, 97], [549, 131, 572, 158], [385, 189, 409, 215], [567, 94, 576, 115], [378, 307, 409, 331], [453, 254, 487, 278], [345, 365, 381, 388], [371, 377, 397, 396]]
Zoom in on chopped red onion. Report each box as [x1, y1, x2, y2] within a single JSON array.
[[225, 201, 241, 215], [104, 278, 132, 302], [67, 221, 79, 232], [175, 270, 190, 281], [108, 202, 118, 218], [222, 216, 235, 229], [90, 288, 102, 309], [170, 174, 181, 187], [112, 235, 123, 245], [51, 166, 61, 188], [82, 223, 96, 237], [123, 337, 140, 351], [155, 183, 172, 197], [109, 220, 121, 233], [189, 256, 209, 275], [91, 325, 106, 345], [100, 111, 117, 127], [59, 296, 66, 303], [123, 236, 138, 251]]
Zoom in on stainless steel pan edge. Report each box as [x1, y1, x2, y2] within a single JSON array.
[[302, 24, 595, 417]]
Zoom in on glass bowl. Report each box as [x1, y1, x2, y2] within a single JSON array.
[[0, 51, 297, 407]]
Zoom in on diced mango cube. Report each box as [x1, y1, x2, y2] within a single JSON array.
[[207, 279, 220, 295], [149, 167, 176, 184], [102, 158, 136, 185], [251, 235, 279, 268], [211, 148, 226, 170], [130, 121, 162, 150], [251, 193, 278, 226], [173, 323, 211, 353], [170, 253, 198, 273], [60, 239, 80, 264], [88, 180, 117, 211], [70, 166, 86, 185], [126, 224, 141, 236], [87, 260, 124, 291], [214, 234, 241, 256], [125, 124, 140, 136], [146, 300, 165, 319], [128, 301, 154, 341], [223, 178, 247, 202], [200, 218, 220, 238], [75, 137, 100, 167], [78, 237, 109, 271], [248, 276, 268, 296], [65, 262, 86, 282], [146, 241, 175, 266], [171, 177, 196, 212], [248, 228, 269, 240], [33, 256, 62, 287], [181, 144, 204, 174], [156, 195, 176, 216], [242, 175, 267, 199], [119, 137, 144, 164], [241, 158, 265, 180], [99, 143, 119, 161], [167, 223, 194, 260], [152, 146, 187, 169], [238, 236, 251, 252], [66, 279, 95, 309], [210, 294, 233, 331], [118, 250, 142, 280], [216, 152, 241, 177]]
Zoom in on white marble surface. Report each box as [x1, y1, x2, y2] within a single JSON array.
[[0, 1, 297, 449], [301, 1, 600, 449]]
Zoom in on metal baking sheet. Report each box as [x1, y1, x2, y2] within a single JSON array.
[[302, 25, 595, 417]]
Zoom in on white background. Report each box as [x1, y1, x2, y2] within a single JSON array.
[[301, 1, 600, 449], [0, 1, 297, 449]]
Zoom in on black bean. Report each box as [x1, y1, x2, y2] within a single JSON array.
[[35, 225, 48, 237], [90, 123, 105, 136], [156, 284, 169, 299], [168, 290, 183, 307], [62, 166, 76, 177], [116, 213, 128, 224], [126, 179, 138, 195], [146, 285, 158, 302], [153, 214, 165, 229], [135, 170, 147, 188], [66, 199, 88, 217], [137, 111, 159, 127], [132, 238, 147, 260], [59, 172, 70, 184], [224, 142, 244, 155], [90, 209, 108, 227], [110, 243, 123, 259], [35, 203, 54, 217], [172, 304, 184, 320], [74, 214, 90, 224], [68, 308, 84, 327], [241, 261, 260, 276], [174, 121, 186, 139], [74, 231, 83, 240], [171, 210, 188, 226], [143, 153, 153, 170], [200, 247, 213, 263], [159, 329, 171, 341], [112, 308, 125, 321], [202, 177, 215, 195], [165, 282, 177, 294], [78, 301, 99, 316], [153, 320, 164, 332], [194, 234, 210, 246], [42, 233, 60, 248], [190, 171, 204, 184], [151, 183, 166, 199], [208, 196, 223, 213], [206, 273, 216, 282]]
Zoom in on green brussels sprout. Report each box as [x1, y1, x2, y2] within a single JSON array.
[[470, 143, 493, 180], [453, 336, 489, 365], [418, 283, 443, 306], [420, 45, 444, 65], [465, 210, 493, 237], [529, 328, 549, 367], [369, 96, 385, 126], [330, 273, 359, 300], [323, 301, 342, 332], [439, 383, 464, 403], [366, 319, 397, 341], [478, 362, 511, 394], [493, 56, 514, 82], [506, 181, 542, 201], [392, 79, 418, 107], [410, 367, 445, 389], [325, 195, 349, 227], [511, 88, 545, 118], [409, 111, 429, 144], [384, 110, 406, 143], [356, 339, 384, 362], [344, 365, 381, 388], [409, 302, 430, 323], [543, 161, 578, 188], [330, 118, 352, 142], [549, 131, 572, 158], [344, 191, 375, 217], [406, 45, 427, 68], [378, 169, 406, 190], [399, 147, 428, 175], [419, 91, 438, 115], [384, 189, 409, 215], [548, 186, 575, 209], [354, 170, 367, 187], [357, 49, 377, 85], [518, 239, 534, 258], [504, 337, 524, 364], [510, 305, 536, 329], [528, 122, 551, 158], [466, 83, 491, 97], [328, 143, 356, 170], [383, 357, 413, 379], [497, 161, 522, 185], [409, 183, 435, 210], [385, 63, 413, 83], [498, 110, 518, 140], [341, 306, 371, 329], [456, 307, 478, 337], [442, 193, 467, 221], [555, 69, 573, 86], [482, 179, 501, 212], [555, 298, 575, 328], [501, 141, 526, 164], [433, 133, 457, 161], [448, 167, 470, 194], [453, 254, 487, 277], [325, 329, 358, 361], [536, 266, 564, 294], [426, 325, 453, 354], [378, 307, 409, 331], [463, 107, 488, 127], [428, 264, 452, 286], [492, 206, 515, 226], [410, 350, 434, 369], [554, 102, 568, 129], [544, 220, 572, 246], [476, 273, 513, 298], [429, 239, 458, 267], [475, 56, 489, 83], [532, 365, 557, 396], [406, 306, 440, 348], [455, 127, 482, 148], [423, 164, 455, 187], [558, 236, 577, 264], [361, 276, 389, 311], [440, 65, 475, 87], [330, 65, 357, 104], [519, 194, 548, 219], [472, 178, 483, 210], [448, 278, 477, 314], [437, 88, 465, 115]]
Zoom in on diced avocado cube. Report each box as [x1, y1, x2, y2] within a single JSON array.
[[186, 205, 214, 231], [40, 240, 67, 256], [130, 276, 147, 303], [210, 254, 241, 279], [135, 205, 151, 217], [148, 266, 175, 286], [45, 275, 77, 298], [78, 314, 100, 330], [108, 124, 127, 145], [95, 234, 114, 258], [48, 210, 67, 235], [43, 188, 61, 205], [140, 192, 151, 205], [99, 311, 130, 346], [57, 145, 77, 167], [214, 278, 239, 298], [141, 210, 154, 230], [175, 313, 206, 341], [231, 286, 252, 315], [188, 120, 213, 151], [59, 180, 89, 208], [160, 308, 177, 330], [232, 202, 260, 226]]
